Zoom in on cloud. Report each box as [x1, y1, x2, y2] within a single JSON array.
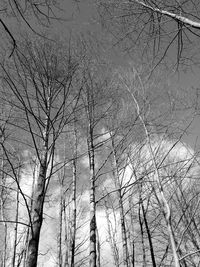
[[6, 136, 200, 266]]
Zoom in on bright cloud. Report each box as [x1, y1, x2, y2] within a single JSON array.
[[6, 136, 200, 266]]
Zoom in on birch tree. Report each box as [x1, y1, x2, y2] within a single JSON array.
[[0, 37, 81, 267], [79, 61, 115, 266], [115, 65, 199, 266], [82, 70, 98, 267]]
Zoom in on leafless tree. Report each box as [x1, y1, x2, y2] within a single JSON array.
[[0, 37, 81, 267], [98, 0, 200, 69]]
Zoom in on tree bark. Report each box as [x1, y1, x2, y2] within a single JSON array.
[[140, 186, 156, 267], [26, 99, 50, 267], [58, 177, 64, 267], [25, 156, 48, 267], [88, 126, 97, 267], [12, 167, 20, 267], [110, 134, 129, 267], [0, 155, 8, 267], [135, 0, 200, 29], [85, 85, 97, 267], [139, 202, 146, 267], [69, 124, 78, 267]]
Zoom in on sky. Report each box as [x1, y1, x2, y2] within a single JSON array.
[[2, 1, 200, 265], [6, 136, 197, 266], [54, 0, 200, 153]]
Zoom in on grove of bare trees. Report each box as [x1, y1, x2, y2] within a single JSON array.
[[1, 1, 200, 267]]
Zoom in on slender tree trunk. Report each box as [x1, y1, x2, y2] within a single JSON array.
[[141, 194, 156, 266], [23, 163, 36, 267], [131, 240, 135, 267], [105, 202, 120, 267], [124, 81, 180, 267], [66, 162, 77, 267], [64, 197, 69, 267], [12, 167, 20, 267], [26, 98, 50, 267], [69, 122, 78, 267], [96, 228, 101, 267], [88, 126, 97, 267], [128, 196, 135, 267], [84, 87, 97, 267], [62, 138, 69, 267], [26, 151, 48, 267], [69, 158, 77, 267], [1, 198, 8, 267], [3, 223, 8, 267], [117, 187, 129, 267], [110, 135, 129, 267], [139, 202, 146, 267], [58, 177, 64, 267], [0, 154, 7, 267]]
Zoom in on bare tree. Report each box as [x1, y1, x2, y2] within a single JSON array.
[[69, 119, 78, 267], [1, 37, 81, 267], [83, 71, 98, 267], [109, 132, 130, 267], [104, 198, 120, 267], [98, 0, 200, 69]]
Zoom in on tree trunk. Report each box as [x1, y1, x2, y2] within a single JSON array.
[[141, 193, 156, 267], [25, 158, 48, 267], [110, 135, 129, 267], [12, 167, 20, 267], [96, 227, 101, 267], [139, 202, 146, 267], [23, 163, 36, 267], [84, 84, 97, 267], [0, 154, 8, 267], [69, 122, 78, 267], [105, 202, 120, 267], [128, 196, 135, 267], [26, 104, 50, 267], [58, 178, 64, 267], [64, 197, 69, 267], [124, 82, 180, 267], [69, 158, 77, 267], [88, 128, 97, 267]]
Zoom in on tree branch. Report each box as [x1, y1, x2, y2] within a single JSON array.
[[0, 18, 16, 57], [134, 0, 200, 29]]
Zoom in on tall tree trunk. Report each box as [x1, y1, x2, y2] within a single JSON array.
[[26, 148, 48, 267], [141, 201, 156, 267], [139, 202, 146, 267], [85, 86, 97, 267], [110, 134, 129, 267], [26, 99, 50, 267], [69, 159, 77, 267], [64, 197, 69, 267], [140, 187, 156, 267], [12, 167, 20, 267], [23, 163, 37, 267], [96, 227, 101, 267], [58, 175, 64, 267], [124, 81, 180, 267], [69, 121, 78, 267], [105, 201, 120, 267], [0, 155, 8, 267], [88, 125, 97, 267], [128, 196, 135, 267]]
